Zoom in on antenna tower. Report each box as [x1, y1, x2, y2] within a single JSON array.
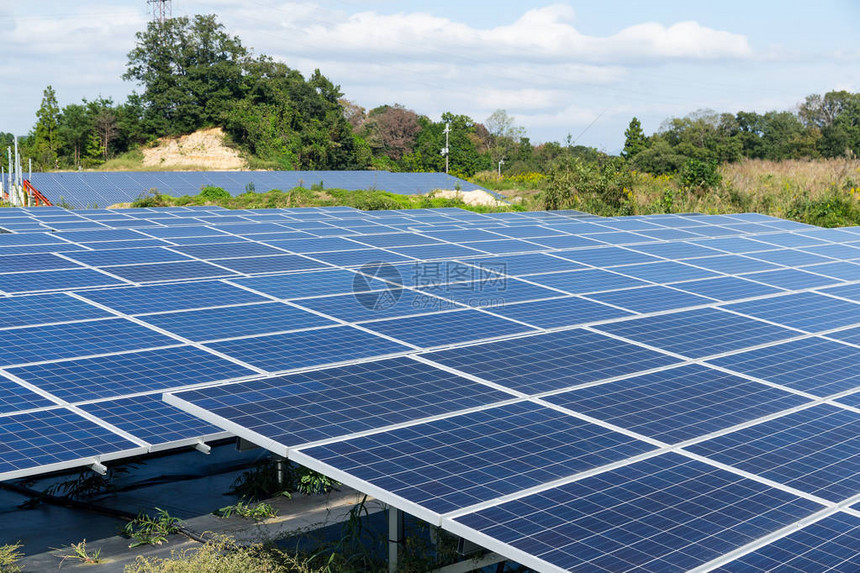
[[147, 0, 172, 23]]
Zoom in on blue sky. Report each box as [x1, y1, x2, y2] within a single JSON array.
[[2, 1, 858, 152]]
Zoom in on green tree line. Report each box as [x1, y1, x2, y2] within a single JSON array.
[[8, 14, 860, 178]]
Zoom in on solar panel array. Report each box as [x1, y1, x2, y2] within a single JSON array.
[[1, 204, 860, 571], [27, 171, 492, 209]]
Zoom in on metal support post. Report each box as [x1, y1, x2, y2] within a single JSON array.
[[388, 506, 404, 573]]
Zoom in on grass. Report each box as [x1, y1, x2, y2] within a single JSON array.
[[215, 501, 279, 521], [58, 539, 102, 566], [123, 508, 183, 548]]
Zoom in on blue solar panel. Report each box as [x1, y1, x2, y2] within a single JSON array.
[[464, 238, 548, 254], [0, 375, 56, 413], [390, 244, 485, 260], [0, 268, 127, 294], [800, 243, 860, 260], [526, 269, 651, 294], [743, 268, 843, 290], [0, 253, 83, 273], [361, 309, 536, 347], [595, 308, 797, 358], [79, 281, 268, 314], [801, 261, 860, 282], [710, 337, 860, 396], [206, 325, 410, 372], [169, 242, 287, 260], [307, 248, 415, 267], [746, 249, 835, 267], [0, 232, 66, 246], [262, 236, 363, 253], [687, 405, 860, 501], [105, 261, 239, 283], [0, 293, 112, 327], [56, 229, 151, 242], [485, 296, 632, 328], [419, 277, 564, 306], [139, 302, 336, 341], [7, 346, 256, 401], [752, 232, 829, 248], [63, 247, 191, 267], [672, 276, 786, 301], [208, 254, 332, 274], [545, 364, 810, 443], [79, 395, 224, 444], [465, 254, 587, 276], [0, 408, 139, 478], [631, 242, 725, 260], [518, 234, 604, 250], [551, 246, 662, 267], [454, 452, 823, 572], [613, 261, 722, 283], [715, 513, 860, 572], [294, 290, 439, 322], [168, 356, 513, 445], [301, 401, 656, 514], [0, 318, 178, 367], [585, 285, 714, 313], [424, 329, 680, 394], [230, 269, 381, 299], [683, 254, 782, 274], [724, 292, 860, 332], [350, 232, 442, 248]]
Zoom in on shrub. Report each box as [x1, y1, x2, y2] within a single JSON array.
[[198, 185, 231, 202]]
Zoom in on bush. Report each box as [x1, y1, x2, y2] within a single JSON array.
[[680, 159, 722, 191], [198, 185, 231, 202]]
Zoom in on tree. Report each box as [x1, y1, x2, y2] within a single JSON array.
[[124, 15, 249, 135], [33, 85, 61, 169], [58, 103, 91, 167], [361, 104, 421, 160], [485, 109, 525, 166], [621, 117, 648, 160]]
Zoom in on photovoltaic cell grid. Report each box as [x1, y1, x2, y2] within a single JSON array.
[[4, 205, 860, 571]]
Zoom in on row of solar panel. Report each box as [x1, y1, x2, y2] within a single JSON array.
[[27, 171, 494, 209]]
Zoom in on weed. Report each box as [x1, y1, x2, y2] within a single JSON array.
[[123, 508, 182, 548], [0, 542, 23, 573], [228, 458, 339, 501], [58, 539, 101, 567], [215, 500, 279, 521]]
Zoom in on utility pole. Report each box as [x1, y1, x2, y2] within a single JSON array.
[[498, 158, 505, 176], [441, 122, 450, 174], [147, 0, 172, 23]]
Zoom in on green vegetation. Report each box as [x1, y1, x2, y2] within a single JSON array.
[[128, 185, 524, 213], [215, 500, 279, 521], [0, 543, 23, 573], [123, 508, 182, 548], [58, 540, 102, 566], [227, 458, 339, 501]]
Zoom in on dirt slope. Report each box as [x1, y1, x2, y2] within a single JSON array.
[[142, 127, 247, 170]]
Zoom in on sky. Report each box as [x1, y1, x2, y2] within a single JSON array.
[[1, 0, 858, 153]]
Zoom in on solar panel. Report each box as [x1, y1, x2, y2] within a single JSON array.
[[0, 252, 83, 273], [709, 337, 860, 396], [714, 512, 860, 572], [0, 293, 112, 327], [7, 345, 256, 402], [105, 260, 239, 283], [484, 296, 633, 328], [205, 325, 411, 372], [672, 276, 786, 301], [0, 318, 178, 367], [360, 309, 536, 348], [452, 453, 822, 572], [723, 291, 860, 332], [526, 269, 651, 294], [165, 357, 514, 446], [78, 281, 268, 314], [299, 401, 656, 514], [0, 408, 142, 480], [595, 308, 797, 358], [544, 363, 810, 443], [424, 329, 680, 394], [687, 405, 860, 501], [138, 302, 337, 341]]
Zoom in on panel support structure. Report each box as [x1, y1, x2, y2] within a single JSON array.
[[388, 506, 404, 573]]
